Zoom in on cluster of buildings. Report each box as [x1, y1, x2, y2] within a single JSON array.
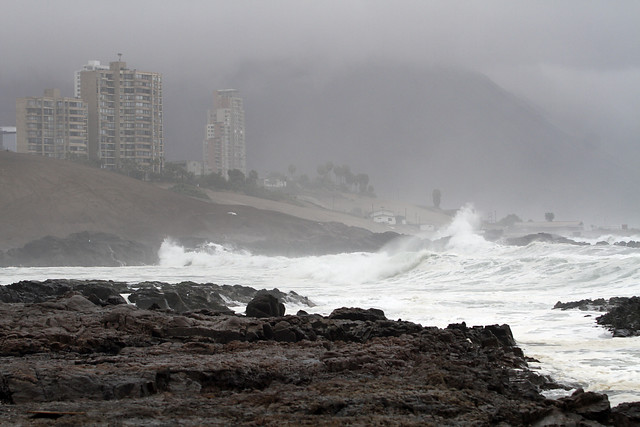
[[9, 58, 246, 178]]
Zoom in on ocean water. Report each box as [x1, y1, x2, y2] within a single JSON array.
[[1, 206, 639, 406]]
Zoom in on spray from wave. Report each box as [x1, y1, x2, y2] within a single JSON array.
[[157, 203, 493, 285], [435, 203, 492, 252]]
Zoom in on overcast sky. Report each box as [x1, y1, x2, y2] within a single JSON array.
[[3, 1, 639, 137], [1, 1, 639, 224], [3, 1, 639, 127]]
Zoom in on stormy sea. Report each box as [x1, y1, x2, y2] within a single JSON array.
[[2, 207, 639, 406]]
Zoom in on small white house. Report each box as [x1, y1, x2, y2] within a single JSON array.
[[262, 178, 287, 188], [371, 210, 396, 225]]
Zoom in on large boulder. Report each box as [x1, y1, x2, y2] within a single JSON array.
[[245, 293, 285, 318]]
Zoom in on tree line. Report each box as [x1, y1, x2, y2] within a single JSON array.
[[285, 161, 376, 196]]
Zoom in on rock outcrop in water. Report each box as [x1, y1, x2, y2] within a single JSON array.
[[555, 296, 640, 337], [0, 279, 312, 314], [596, 297, 640, 337], [504, 232, 589, 247], [0, 285, 639, 425], [0, 232, 157, 267]]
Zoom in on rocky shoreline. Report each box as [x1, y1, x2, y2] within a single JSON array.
[[0, 280, 639, 425], [555, 296, 640, 338]]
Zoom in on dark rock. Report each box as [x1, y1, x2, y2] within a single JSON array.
[[0, 289, 638, 425], [446, 322, 517, 347], [329, 307, 387, 321], [554, 298, 610, 311], [0, 280, 73, 303], [611, 401, 640, 426], [74, 282, 127, 306], [0, 279, 314, 315], [483, 324, 517, 347], [505, 233, 589, 247], [558, 388, 611, 423], [0, 231, 157, 267], [245, 293, 285, 318], [596, 296, 640, 336], [614, 240, 640, 248], [128, 288, 171, 311]]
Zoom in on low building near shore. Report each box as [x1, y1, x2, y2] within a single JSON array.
[[0, 127, 17, 151], [371, 210, 396, 225]]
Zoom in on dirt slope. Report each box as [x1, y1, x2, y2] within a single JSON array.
[[0, 152, 395, 254]]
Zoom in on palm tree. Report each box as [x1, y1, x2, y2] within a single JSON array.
[[432, 189, 441, 209]]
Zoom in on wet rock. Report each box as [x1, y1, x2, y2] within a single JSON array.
[[614, 241, 640, 248], [558, 296, 640, 337], [128, 288, 171, 311], [554, 298, 611, 311], [245, 293, 285, 318], [596, 296, 640, 337], [611, 401, 640, 426], [0, 279, 72, 303], [0, 291, 637, 425], [329, 307, 387, 321], [0, 279, 312, 315], [558, 388, 611, 424], [505, 233, 588, 247]]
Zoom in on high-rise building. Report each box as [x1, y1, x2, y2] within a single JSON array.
[[79, 60, 163, 173], [15, 89, 88, 159], [74, 60, 109, 98], [203, 89, 245, 177]]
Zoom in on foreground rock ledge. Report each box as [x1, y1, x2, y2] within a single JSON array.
[[0, 295, 638, 426]]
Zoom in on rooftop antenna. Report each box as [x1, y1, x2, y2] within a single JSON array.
[[117, 53, 123, 62]]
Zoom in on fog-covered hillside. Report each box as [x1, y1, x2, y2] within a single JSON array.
[[225, 60, 635, 224]]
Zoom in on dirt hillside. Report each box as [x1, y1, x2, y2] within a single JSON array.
[[0, 152, 394, 254]]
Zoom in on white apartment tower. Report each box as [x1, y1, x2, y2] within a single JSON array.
[[79, 60, 164, 173], [203, 89, 245, 177]]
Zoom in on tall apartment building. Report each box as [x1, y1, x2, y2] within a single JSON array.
[[203, 89, 245, 177], [74, 60, 109, 98], [15, 89, 88, 159], [79, 60, 163, 173]]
